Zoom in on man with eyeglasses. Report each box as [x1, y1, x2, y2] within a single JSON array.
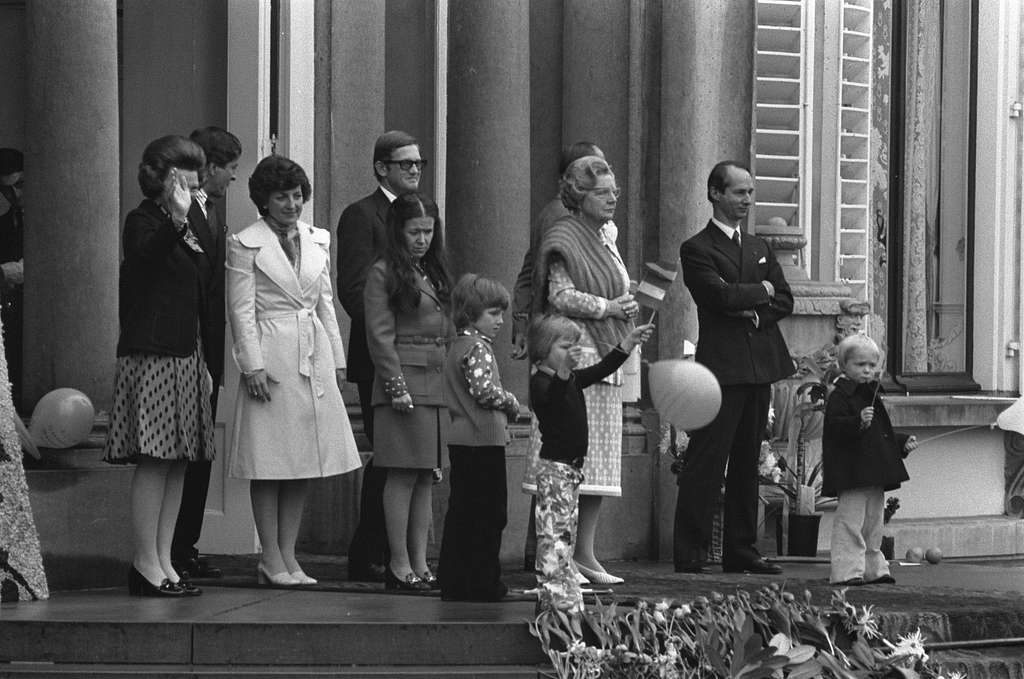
[[0, 148, 24, 413], [337, 130, 426, 582]]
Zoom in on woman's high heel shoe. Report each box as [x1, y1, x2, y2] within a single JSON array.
[[384, 567, 430, 591], [128, 566, 185, 597], [419, 569, 440, 590], [257, 563, 299, 586], [289, 570, 318, 585]]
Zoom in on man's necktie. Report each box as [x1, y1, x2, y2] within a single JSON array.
[[732, 231, 741, 248]]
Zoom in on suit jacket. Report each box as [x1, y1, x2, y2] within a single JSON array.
[[679, 222, 795, 386], [337, 188, 390, 382], [117, 199, 208, 358], [363, 260, 452, 408], [189, 198, 226, 384]]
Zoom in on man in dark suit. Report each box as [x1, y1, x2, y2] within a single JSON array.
[[338, 130, 424, 581], [674, 160, 795, 575], [171, 127, 241, 581]]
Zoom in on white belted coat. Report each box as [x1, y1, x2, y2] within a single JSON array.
[[226, 218, 360, 480]]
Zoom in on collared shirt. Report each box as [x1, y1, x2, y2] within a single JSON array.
[[194, 188, 209, 219], [711, 216, 741, 244], [379, 184, 398, 203]]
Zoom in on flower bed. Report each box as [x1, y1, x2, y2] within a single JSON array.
[[529, 584, 961, 678]]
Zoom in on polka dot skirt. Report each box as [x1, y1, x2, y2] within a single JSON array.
[[103, 339, 215, 464]]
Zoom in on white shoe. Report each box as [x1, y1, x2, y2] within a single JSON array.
[[574, 570, 590, 585], [290, 570, 318, 585], [574, 561, 624, 585]]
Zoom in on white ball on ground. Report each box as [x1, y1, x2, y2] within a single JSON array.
[[905, 547, 924, 562], [925, 547, 943, 564]]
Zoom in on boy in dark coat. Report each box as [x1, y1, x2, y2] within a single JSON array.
[[822, 334, 917, 586]]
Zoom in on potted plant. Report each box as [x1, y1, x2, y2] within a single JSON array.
[[760, 346, 840, 556]]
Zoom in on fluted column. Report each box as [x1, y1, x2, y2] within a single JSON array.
[[561, 0, 633, 259], [658, 0, 755, 356], [447, 0, 530, 396], [23, 0, 119, 410]]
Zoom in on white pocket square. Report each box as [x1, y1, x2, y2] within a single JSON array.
[[758, 256, 767, 264]]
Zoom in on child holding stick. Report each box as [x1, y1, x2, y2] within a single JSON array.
[[822, 334, 917, 586], [529, 314, 653, 613]]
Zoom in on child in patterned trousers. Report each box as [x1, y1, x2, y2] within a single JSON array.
[[528, 315, 653, 613]]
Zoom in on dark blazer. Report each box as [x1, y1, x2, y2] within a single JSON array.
[[337, 188, 390, 382], [822, 378, 910, 496], [679, 222, 795, 386], [117, 199, 208, 357], [189, 198, 226, 384]]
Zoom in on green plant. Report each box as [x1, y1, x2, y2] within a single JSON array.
[[529, 585, 963, 679]]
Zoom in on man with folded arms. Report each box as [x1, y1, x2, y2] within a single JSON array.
[[674, 160, 795, 575]]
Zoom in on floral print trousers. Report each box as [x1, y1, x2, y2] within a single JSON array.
[[534, 459, 585, 614]]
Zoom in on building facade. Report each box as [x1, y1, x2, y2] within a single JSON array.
[[1, 0, 1022, 581]]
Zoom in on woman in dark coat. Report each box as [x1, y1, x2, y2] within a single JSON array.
[[103, 136, 216, 597], [364, 192, 452, 590]]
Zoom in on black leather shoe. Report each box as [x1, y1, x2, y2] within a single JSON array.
[[384, 567, 430, 591], [174, 556, 222, 580], [173, 580, 203, 596], [419, 569, 440, 590], [348, 562, 387, 582], [723, 558, 782, 575], [833, 577, 865, 586], [128, 566, 185, 597], [675, 562, 712, 574]]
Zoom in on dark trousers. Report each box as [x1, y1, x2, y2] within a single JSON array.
[[438, 445, 507, 598], [347, 379, 389, 570], [172, 387, 219, 562], [673, 384, 770, 567]]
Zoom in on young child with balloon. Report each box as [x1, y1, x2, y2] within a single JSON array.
[[528, 314, 653, 614]]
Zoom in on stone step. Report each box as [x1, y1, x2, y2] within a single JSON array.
[[930, 645, 1024, 679], [883, 515, 1024, 558], [0, 664, 543, 678]]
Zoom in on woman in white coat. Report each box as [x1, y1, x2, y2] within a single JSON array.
[[227, 155, 361, 586]]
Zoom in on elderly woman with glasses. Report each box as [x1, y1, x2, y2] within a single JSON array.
[[523, 155, 640, 585]]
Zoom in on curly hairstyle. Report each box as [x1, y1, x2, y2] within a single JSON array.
[[248, 155, 311, 215], [137, 135, 206, 199], [527, 314, 582, 365], [559, 155, 615, 212], [382, 192, 451, 313], [450, 273, 510, 330]]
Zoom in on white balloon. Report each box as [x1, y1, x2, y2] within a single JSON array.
[[29, 388, 95, 449], [649, 360, 722, 431]]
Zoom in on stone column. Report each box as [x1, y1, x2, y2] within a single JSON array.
[[561, 0, 632, 257], [658, 0, 755, 357], [23, 0, 120, 410], [447, 0, 530, 397]]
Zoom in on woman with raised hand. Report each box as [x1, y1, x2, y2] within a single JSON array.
[[104, 135, 215, 597]]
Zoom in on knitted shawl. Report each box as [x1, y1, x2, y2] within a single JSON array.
[[532, 213, 630, 356]]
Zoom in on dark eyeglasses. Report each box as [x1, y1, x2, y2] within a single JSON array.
[[382, 159, 428, 171]]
